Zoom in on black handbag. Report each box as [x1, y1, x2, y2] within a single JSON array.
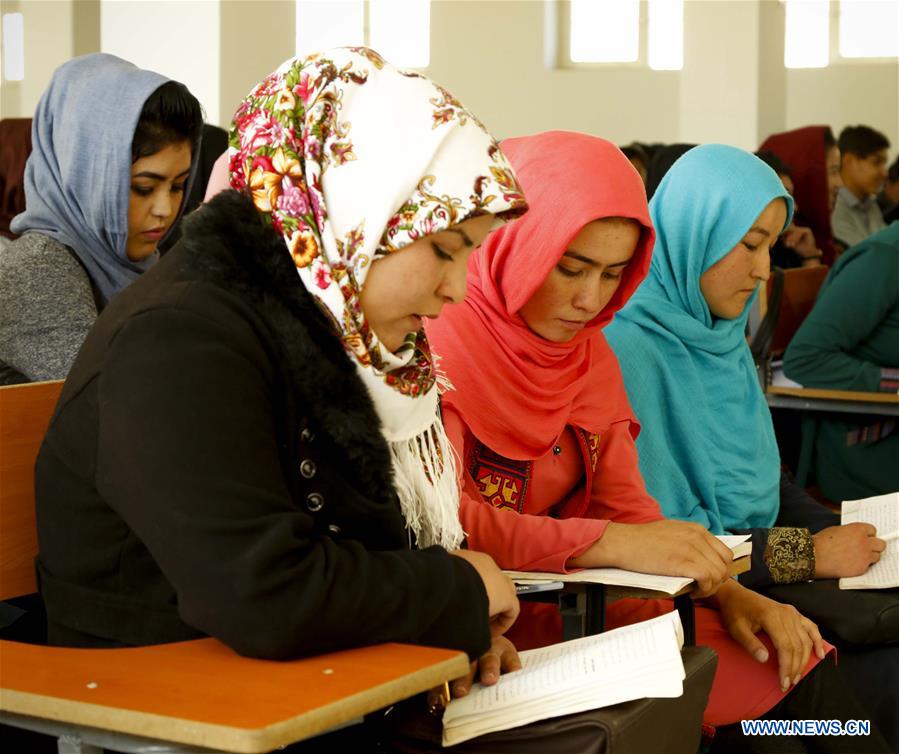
[[377, 647, 718, 754], [762, 579, 899, 646]]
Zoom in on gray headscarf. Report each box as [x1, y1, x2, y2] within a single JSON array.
[[11, 53, 195, 305]]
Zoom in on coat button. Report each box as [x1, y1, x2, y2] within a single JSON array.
[[327, 524, 341, 535], [553, 445, 562, 455], [300, 428, 315, 443], [306, 492, 325, 512], [300, 459, 317, 479]]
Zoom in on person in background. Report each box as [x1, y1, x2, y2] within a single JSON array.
[[34, 51, 525, 754], [758, 126, 842, 264], [620, 142, 650, 185], [831, 125, 890, 249], [0, 118, 32, 252], [756, 150, 823, 268], [644, 143, 696, 200], [878, 155, 899, 225], [0, 54, 203, 385], [784, 221, 899, 502]]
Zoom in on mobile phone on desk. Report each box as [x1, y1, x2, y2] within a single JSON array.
[[514, 580, 564, 594]]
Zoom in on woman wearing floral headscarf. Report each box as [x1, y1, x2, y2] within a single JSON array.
[[35, 48, 525, 675]]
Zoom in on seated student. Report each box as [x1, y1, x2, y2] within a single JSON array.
[[0, 54, 202, 385], [645, 142, 695, 199], [878, 155, 899, 224], [756, 150, 823, 268], [0, 118, 32, 252], [426, 132, 889, 752], [35, 47, 524, 708], [759, 126, 842, 264], [831, 125, 890, 249], [783, 221, 899, 501], [620, 142, 650, 185], [606, 145, 898, 749]]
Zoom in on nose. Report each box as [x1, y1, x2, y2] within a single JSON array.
[[572, 278, 607, 317], [439, 260, 468, 305], [150, 190, 175, 222], [754, 247, 772, 282]]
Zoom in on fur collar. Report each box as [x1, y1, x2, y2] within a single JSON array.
[[179, 190, 397, 509]]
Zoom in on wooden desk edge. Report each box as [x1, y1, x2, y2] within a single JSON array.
[[0, 651, 468, 753], [766, 386, 899, 404]]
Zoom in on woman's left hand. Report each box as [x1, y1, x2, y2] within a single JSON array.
[[711, 580, 826, 692], [428, 635, 522, 710]]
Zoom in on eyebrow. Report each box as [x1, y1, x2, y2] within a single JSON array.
[[444, 228, 474, 247], [744, 226, 771, 237], [132, 169, 191, 181], [563, 250, 633, 268]]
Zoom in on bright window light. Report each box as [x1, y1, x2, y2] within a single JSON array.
[[2, 13, 25, 82], [369, 0, 430, 68], [296, 0, 364, 58], [570, 0, 639, 63], [839, 0, 899, 58], [784, 0, 830, 68], [648, 0, 684, 70]]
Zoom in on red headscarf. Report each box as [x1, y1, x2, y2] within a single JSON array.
[[0, 118, 33, 239], [426, 131, 654, 460], [758, 125, 836, 264]]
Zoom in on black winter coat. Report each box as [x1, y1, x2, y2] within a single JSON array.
[[35, 191, 490, 660]]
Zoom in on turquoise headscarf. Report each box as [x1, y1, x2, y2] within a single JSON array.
[[606, 145, 793, 534]]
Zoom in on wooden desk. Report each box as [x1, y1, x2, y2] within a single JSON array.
[[0, 638, 468, 753], [766, 386, 899, 417]]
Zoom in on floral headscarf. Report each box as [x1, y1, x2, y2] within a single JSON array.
[[228, 48, 526, 548]]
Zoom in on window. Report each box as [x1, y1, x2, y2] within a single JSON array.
[[784, 0, 898, 68], [296, 0, 430, 69], [839, 0, 899, 58], [784, 0, 830, 68], [566, 0, 683, 70], [1, 13, 25, 82]]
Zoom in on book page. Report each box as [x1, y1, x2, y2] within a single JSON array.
[[444, 611, 683, 719], [840, 493, 899, 590]]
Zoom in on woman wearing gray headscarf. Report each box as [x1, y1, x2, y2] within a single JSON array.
[[0, 53, 203, 384]]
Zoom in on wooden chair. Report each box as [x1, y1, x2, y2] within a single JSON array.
[[767, 265, 830, 358], [0, 381, 468, 753]]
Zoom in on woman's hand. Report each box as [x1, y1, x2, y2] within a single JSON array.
[[570, 520, 733, 598], [710, 580, 826, 691], [451, 549, 520, 636], [813, 523, 885, 579], [428, 635, 522, 710]]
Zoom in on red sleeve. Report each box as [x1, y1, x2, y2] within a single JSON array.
[[580, 420, 665, 524], [443, 404, 608, 573]]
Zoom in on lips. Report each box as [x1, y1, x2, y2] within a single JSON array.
[[141, 227, 166, 241], [558, 318, 588, 331]]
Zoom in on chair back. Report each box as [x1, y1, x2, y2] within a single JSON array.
[[767, 266, 830, 357], [0, 381, 64, 600]]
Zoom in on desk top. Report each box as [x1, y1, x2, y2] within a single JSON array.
[[767, 386, 899, 404], [0, 638, 468, 753]]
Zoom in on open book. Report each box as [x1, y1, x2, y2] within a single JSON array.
[[442, 611, 685, 746], [839, 492, 899, 590], [505, 534, 751, 595]]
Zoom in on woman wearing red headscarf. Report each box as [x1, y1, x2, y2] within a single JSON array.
[[758, 126, 843, 264], [426, 132, 889, 752]]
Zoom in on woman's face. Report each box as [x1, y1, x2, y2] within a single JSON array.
[[361, 213, 494, 353], [126, 140, 192, 261], [825, 145, 842, 211], [519, 219, 640, 343], [699, 198, 787, 320]]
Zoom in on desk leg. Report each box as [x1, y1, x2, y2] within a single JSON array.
[[560, 588, 587, 641], [58, 737, 103, 754], [674, 594, 696, 647], [585, 585, 606, 636]]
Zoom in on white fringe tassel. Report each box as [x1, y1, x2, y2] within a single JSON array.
[[389, 417, 464, 550]]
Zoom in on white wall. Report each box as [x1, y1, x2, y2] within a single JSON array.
[[99, 0, 220, 124], [2, 0, 897, 155]]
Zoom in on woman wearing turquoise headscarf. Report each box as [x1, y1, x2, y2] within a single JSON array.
[[607, 144, 897, 748]]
